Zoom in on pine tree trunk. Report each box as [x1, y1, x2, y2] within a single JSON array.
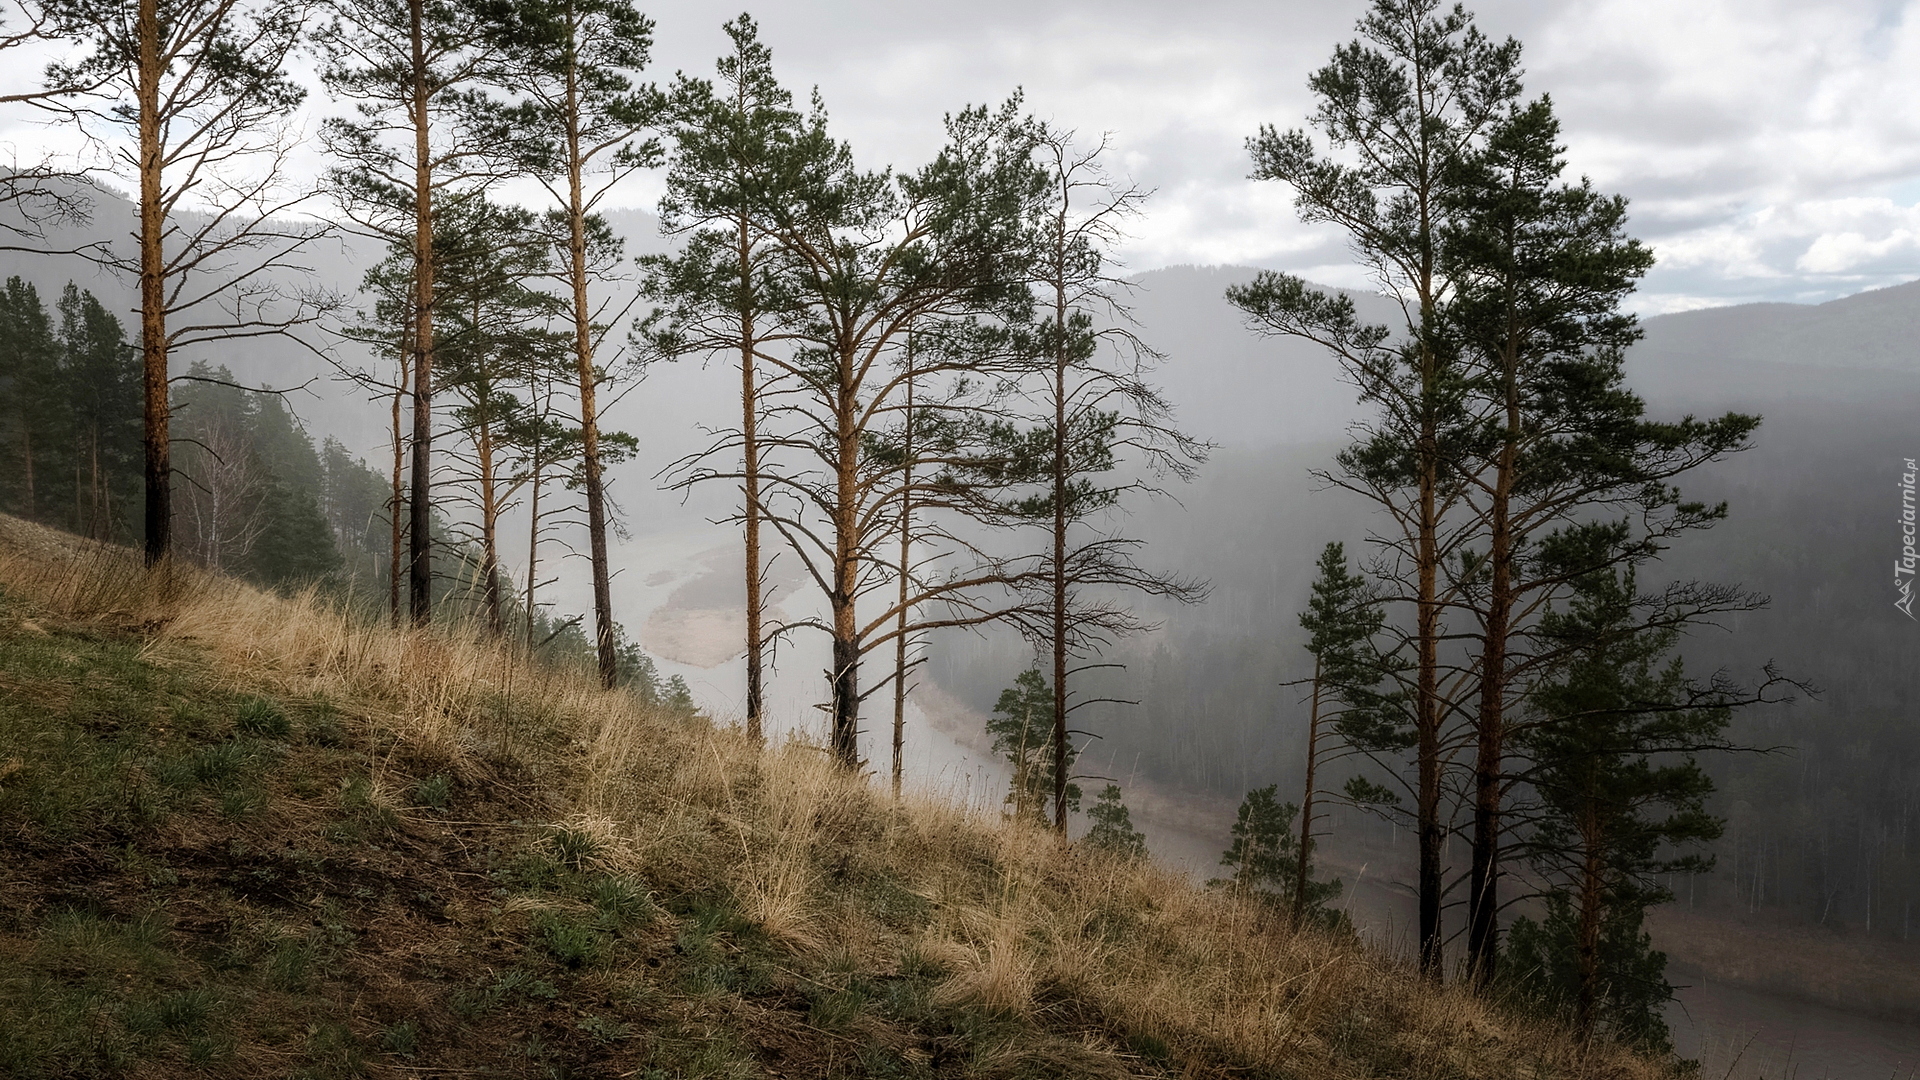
[[1295, 653, 1323, 930], [406, 0, 435, 627], [477, 401, 503, 638], [136, 0, 169, 572], [1468, 337, 1521, 985], [561, 26, 618, 690], [388, 350, 407, 628], [524, 422, 543, 650], [1050, 242, 1071, 836], [1415, 339, 1444, 979], [892, 366, 913, 797], [735, 78, 765, 740], [829, 342, 860, 769], [1409, 59, 1451, 982]]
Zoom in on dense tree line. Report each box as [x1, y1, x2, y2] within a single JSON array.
[[0, 278, 140, 541]]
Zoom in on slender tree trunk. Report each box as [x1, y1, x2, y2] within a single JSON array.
[[1415, 337, 1444, 979], [1576, 809, 1604, 1037], [892, 364, 913, 797], [524, 428, 543, 649], [1050, 243, 1070, 835], [477, 403, 503, 638], [829, 345, 860, 769], [388, 352, 407, 628], [735, 78, 765, 740], [136, 0, 169, 571], [558, 32, 618, 689], [20, 425, 33, 520], [406, 0, 436, 626], [1468, 337, 1520, 985], [1295, 653, 1323, 930]]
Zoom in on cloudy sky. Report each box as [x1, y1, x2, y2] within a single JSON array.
[[8, 0, 1920, 314], [626, 0, 1920, 314]]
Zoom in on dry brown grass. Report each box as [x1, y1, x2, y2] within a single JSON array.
[[0, 516, 1674, 1078]]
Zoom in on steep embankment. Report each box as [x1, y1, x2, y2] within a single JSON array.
[[0, 516, 1665, 1079]]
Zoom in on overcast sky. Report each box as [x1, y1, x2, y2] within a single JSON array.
[[628, 0, 1920, 314], [10, 0, 1920, 314]]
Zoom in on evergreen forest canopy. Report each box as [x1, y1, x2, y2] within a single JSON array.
[[0, 0, 1879, 1058]]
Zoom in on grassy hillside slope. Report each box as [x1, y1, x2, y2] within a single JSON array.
[[0, 516, 1667, 1079]]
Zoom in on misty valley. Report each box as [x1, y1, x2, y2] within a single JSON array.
[[0, 1, 1915, 1078]]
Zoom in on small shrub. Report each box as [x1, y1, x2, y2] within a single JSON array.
[[547, 824, 602, 870], [412, 774, 451, 811], [378, 1020, 418, 1057], [587, 875, 652, 931], [190, 742, 247, 788], [234, 697, 290, 738], [534, 910, 608, 968], [576, 1013, 632, 1044]]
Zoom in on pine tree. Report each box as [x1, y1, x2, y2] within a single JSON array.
[[1440, 95, 1757, 983], [1002, 124, 1207, 833], [1227, 0, 1522, 974], [245, 395, 340, 586], [1084, 784, 1147, 860], [988, 668, 1078, 822], [1504, 556, 1739, 1048], [640, 15, 816, 739], [434, 195, 568, 637], [1293, 542, 1386, 929], [0, 277, 64, 523], [1215, 785, 1341, 923], [319, 0, 510, 624], [56, 284, 140, 542], [47, 0, 329, 571], [318, 435, 394, 587], [726, 95, 1046, 769], [497, 0, 660, 687], [171, 362, 339, 584]]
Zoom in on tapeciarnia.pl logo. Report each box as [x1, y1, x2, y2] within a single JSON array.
[[1900, 457, 1917, 619]]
